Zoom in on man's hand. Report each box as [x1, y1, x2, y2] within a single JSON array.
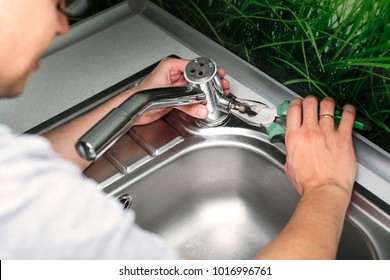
[[284, 96, 356, 198], [133, 57, 230, 125], [257, 96, 357, 259]]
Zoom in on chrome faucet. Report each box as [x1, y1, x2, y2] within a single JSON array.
[[76, 57, 234, 161], [184, 57, 231, 127]]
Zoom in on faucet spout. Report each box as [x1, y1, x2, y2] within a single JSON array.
[[76, 85, 206, 161]]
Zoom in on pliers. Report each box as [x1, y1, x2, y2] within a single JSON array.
[[229, 97, 373, 143], [229, 98, 290, 143]]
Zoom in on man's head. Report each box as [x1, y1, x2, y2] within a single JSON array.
[[0, 0, 69, 98]]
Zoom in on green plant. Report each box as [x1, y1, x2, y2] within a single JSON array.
[[153, 0, 390, 152]]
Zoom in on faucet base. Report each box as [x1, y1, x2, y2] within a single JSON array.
[[195, 114, 230, 128]]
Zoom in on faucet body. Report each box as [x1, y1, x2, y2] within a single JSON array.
[[76, 57, 235, 161], [184, 57, 231, 127]]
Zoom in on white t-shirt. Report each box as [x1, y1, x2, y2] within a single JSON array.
[[0, 124, 180, 259]]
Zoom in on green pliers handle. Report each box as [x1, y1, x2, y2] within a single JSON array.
[[334, 109, 373, 131], [266, 122, 286, 143], [266, 100, 289, 143]]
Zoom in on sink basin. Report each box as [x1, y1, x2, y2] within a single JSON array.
[[84, 112, 389, 259]]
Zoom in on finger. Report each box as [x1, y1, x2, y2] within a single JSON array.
[[161, 57, 189, 72], [221, 79, 230, 95], [159, 58, 190, 83], [286, 98, 303, 130], [218, 68, 226, 78], [319, 97, 336, 131], [176, 104, 209, 119], [302, 96, 318, 126], [163, 58, 190, 86], [338, 104, 356, 135], [170, 73, 187, 86]]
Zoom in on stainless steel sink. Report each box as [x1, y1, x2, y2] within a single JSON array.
[[84, 111, 390, 260]]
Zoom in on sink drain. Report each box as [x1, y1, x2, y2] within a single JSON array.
[[116, 194, 132, 211]]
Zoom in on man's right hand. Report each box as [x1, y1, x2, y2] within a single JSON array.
[[284, 96, 356, 199]]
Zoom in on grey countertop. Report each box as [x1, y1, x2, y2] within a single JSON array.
[[0, 2, 388, 206]]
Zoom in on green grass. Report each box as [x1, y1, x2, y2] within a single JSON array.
[[152, 0, 390, 152]]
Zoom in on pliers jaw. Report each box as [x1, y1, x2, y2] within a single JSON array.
[[230, 98, 260, 125], [229, 98, 289, 143], [230, 98, 276, 127]]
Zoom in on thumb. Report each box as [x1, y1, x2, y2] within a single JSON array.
[[176, 104, 209, 119]]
